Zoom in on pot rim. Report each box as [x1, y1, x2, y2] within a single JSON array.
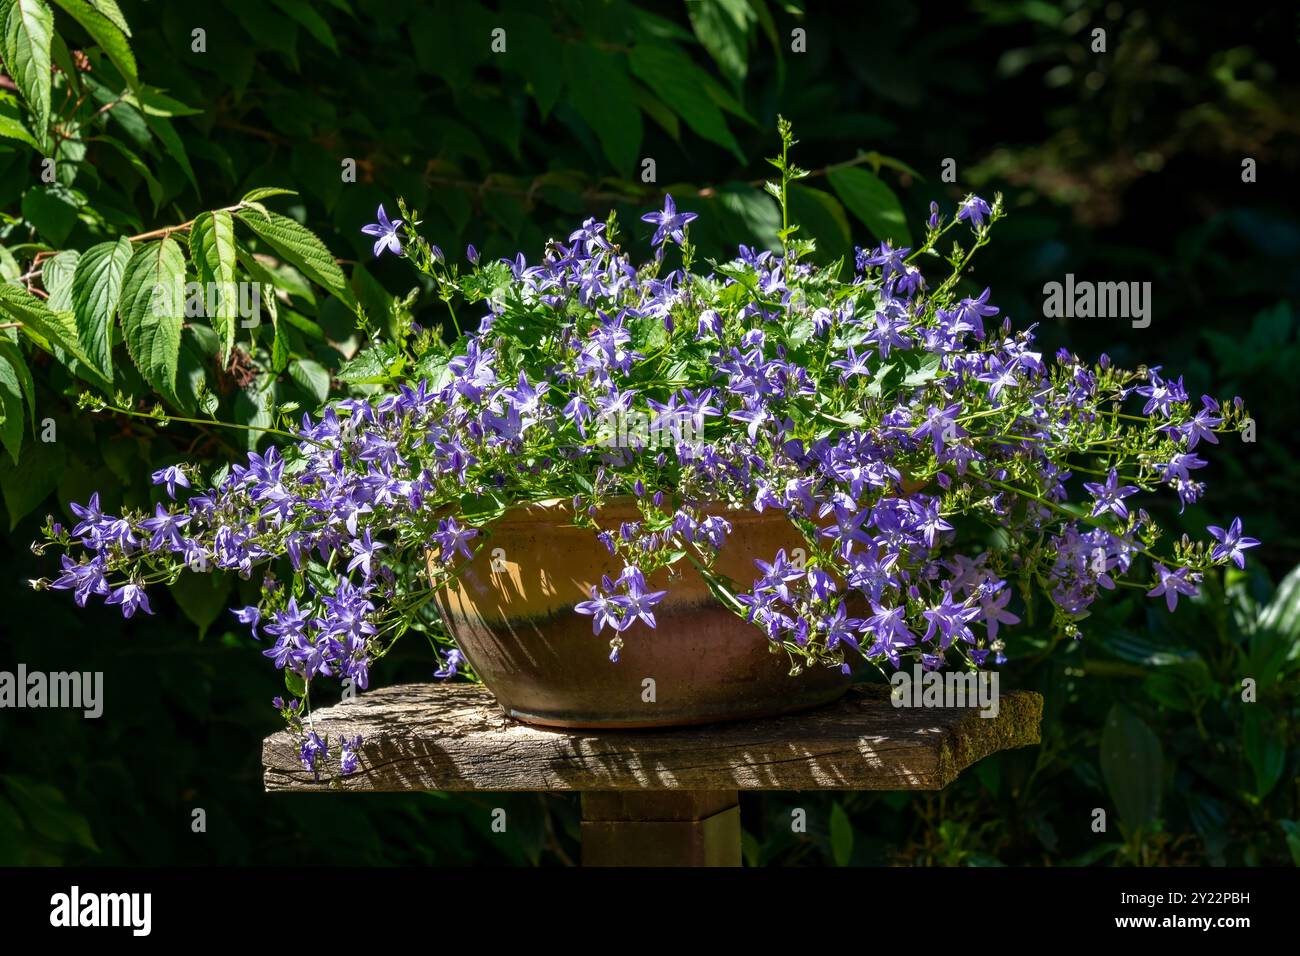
[[487, 494, 782, 526]]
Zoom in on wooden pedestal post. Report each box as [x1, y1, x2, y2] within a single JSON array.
[[579, 790, 740, 867]]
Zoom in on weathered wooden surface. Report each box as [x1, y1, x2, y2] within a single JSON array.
[[263, 683, 1042, 793]]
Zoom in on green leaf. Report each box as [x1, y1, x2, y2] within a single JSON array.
[[3, 775, 97, 852], [337, 342, 400, 385], [787, 185, 852, 261], [685, 0, 752, 88], [118, 238, 186, 404], [40, 248, 78, 312], [829, 802, 854, 866], [628, 44, 742, 159], [94, 133, 164, 210], [1259, 562, 1300, 653], [235, 209, 353, 306], [0, 345, 25, 462], [1242, 708, 1285, 799], [47, 0, 136, 85], [506, 13, 563, 118], [174, 324, 217, 415], [143, 113, 198, 196], [87, 0, 128, 35], [0, 431, 64, 528], [231, 379, 273, 452], [189, 210, 238, 362], [21, 184, 79, 245], [288, 357, 329, 404], [270, 314, 289, 373], [240, 186, 299, 204], [1099, 704, 1163, 829], [0, 282, 97, 371], [284, 669, 306, 698], [130, 86, 200, 117], [70, 236, 131, 383], [0, 339, 34, 433], [827, 165, 912, 247], [269, 0, 336, 52], [1, 0, 53, 134], [562, 44, 641, 174], [1281, 820, 1300, 867], [0, 92, 38, 147], [458, 490, 507, 524], [169, 570, 231, 639], [901, 352, 942, 388], [350, 262, 393, 329]]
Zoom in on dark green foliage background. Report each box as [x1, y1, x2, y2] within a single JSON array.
[[1, 0, 1297, 865]]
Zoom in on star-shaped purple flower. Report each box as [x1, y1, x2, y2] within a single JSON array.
[[361, 204, 403, 257], [1207, 518, 1259, 569], [1147, 564, 1200, 612], [641, 195, 698, 249]]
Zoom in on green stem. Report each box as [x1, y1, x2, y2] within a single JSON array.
[[100, 403, 304, 442]]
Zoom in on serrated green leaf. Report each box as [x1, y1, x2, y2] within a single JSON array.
[[70, 236, 131, 383], [336, 343, 399, 384], [41, 248, 78, 312], [47, 0, 135, 85], [2, 0, 53, 134], [0, 282, 98, 372], [827, 165, 912, 247], [233, 242, 278, 333], [240, 186, 298, 204], [88, 0, 128, 35], [189, 210, 237, 362], [235, 209, 352, 305], [0, 346, 24, 463], [118, 238, 186, 404]]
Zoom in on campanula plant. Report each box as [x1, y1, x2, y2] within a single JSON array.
[[32, 122, 1258, 778]]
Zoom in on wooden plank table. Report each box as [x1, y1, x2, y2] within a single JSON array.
[[263, 683, 1043, 866]]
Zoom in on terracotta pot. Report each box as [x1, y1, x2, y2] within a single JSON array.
[[429, 498, 853, 728]]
